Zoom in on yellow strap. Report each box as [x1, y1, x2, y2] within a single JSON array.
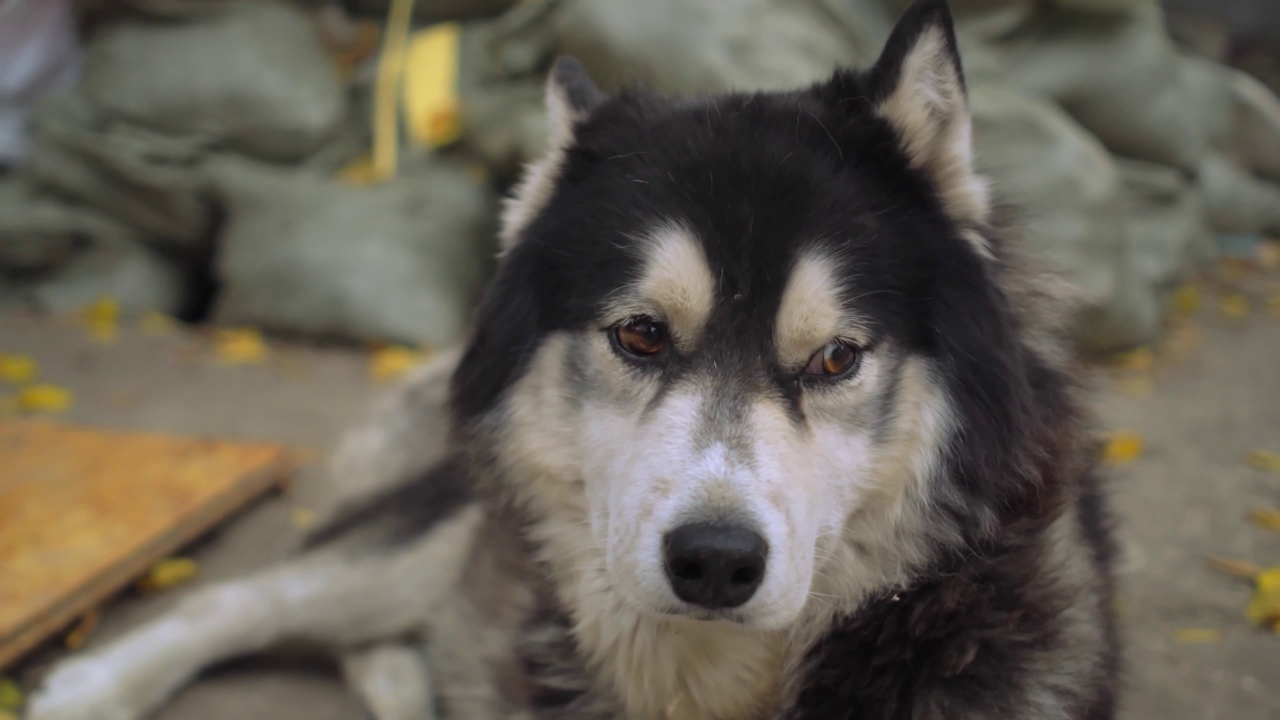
[[372, 0, 416, 182]]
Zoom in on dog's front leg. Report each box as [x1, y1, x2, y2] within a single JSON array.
[[341, 642, 436, 720], [26, 505, 482, 720]]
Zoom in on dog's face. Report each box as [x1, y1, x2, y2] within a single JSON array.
[[454, 1, 1032, 630]]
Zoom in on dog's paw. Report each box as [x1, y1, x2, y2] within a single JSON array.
[[25, 657, 145, 720]]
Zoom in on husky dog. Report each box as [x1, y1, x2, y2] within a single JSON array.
[[26, 2, 1118, 719]]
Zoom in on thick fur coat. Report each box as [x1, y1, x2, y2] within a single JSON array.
[[26, 2, 1118, 719]]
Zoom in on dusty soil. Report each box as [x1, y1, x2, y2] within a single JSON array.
[[3, 281, 1279, 719]]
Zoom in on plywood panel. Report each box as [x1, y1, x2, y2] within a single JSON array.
[[0, 421, 294, 669]]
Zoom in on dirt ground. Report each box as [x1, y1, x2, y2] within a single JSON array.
[[3, 279, 1279, 718]]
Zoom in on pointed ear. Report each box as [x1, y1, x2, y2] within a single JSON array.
[[500, 57, 606, 252], [871, 0, 989, 227]]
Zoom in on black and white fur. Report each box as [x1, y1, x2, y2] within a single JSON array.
[[26, 2, 1118, 719]]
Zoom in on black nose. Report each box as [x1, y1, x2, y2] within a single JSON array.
[[662, 521, 768, 609]]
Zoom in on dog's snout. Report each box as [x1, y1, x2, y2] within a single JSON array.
[[662, 521, 768, 609]]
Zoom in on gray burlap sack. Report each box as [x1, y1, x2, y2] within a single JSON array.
[[209, 155, 496, 347], [464, 0, 891, 95], [1116, 158, 1213, 294], [1197, 153, 1280, 236], [0, 178, 186, 315], [971, 83, 1159, 352], [453, 0, 894, 175], [20, 88, 213, 255], [81, 1, 344, 162], [980, 3, 1208, 173]]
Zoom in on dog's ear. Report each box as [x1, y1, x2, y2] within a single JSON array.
[[500, 57, 606, 252], [867, 0, 988, 225], [450, 238, 544, 424], [545, 56, 606, 150]]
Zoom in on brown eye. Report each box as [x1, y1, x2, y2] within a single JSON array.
[[804, 340, 861, 379], [614, 318, 670, 357]]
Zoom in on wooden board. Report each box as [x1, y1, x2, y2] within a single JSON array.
[[0, 420, 294, 670]]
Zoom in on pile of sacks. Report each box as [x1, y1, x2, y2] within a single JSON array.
[[3, 0, 1280, 353], [0, 0, 497, 347]]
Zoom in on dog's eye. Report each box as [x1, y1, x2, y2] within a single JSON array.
[[804, 340, 861, 379], [614, 318, 670, 357]]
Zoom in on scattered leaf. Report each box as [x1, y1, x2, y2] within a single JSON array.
[[17, 384, 72, 413], [213, 328, 269, 365], [1113, 375, 1152, 397], [76, 296, 120, 343], [1100, 431, 1143, 464], [369, 345, 429, 383], [64, 608, 100, 650], [1219, 293, 1250, 319], [1206, 555, 1263, 580], [291, 507, 318, 530], [1174, 628, 1221, 645], [137, 558, 198, 593], [139, 311, 178, 336], [1110, 347, 1154, 373], [338, 154, 380, 186], [1259, 239, 1280, 271], [274, 355, 309, 379], [465, 163, 489, 185], [0, 677, 21, 710], [0, 354, 37, 385], [1245, 567, 1280, 631], [1171, 285, 1201, 316], [1249, 508, 1280, 532], [1247, 449, 1280, 473]]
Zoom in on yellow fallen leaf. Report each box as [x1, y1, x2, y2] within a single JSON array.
[[1245, 567, 1280, 631], [137, 557, 198, 593], [1173, 628, 1221, 645], [1247, 449, 1280, 473], [338, 154, 380, 186], [0, 677, 21, 710], [1110, 347, 1154, 373], [1113, 375, 1152, 397], [1219, 293, 1250, 319], [0, 354, 37, 385], [64, 608, 99, 650], [1171, 285, 1201, 316], [17, 384, 72, 413], [1259, 239, 1280, 271], [369, 345, 429, 382], [1100, 431, 1143, 464], [1250, 508, 1280, 531], [139, 310, 178, 336], [465, 163, 489, 185], [76, 296, 120, 343], [0, 710, 15, 720], [291, 507, 318, 530], [213, 328, 269, 365]]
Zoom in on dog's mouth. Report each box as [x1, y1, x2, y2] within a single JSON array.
[[656, 604, 750, 625]]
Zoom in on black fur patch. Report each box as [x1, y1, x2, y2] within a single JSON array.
[[301, 455, 473, 550]]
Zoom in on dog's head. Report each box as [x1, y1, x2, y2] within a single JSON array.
[[451, 0, 1062, 631]]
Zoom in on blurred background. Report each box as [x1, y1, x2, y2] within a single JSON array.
[[0, 0, 1278, 718]]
